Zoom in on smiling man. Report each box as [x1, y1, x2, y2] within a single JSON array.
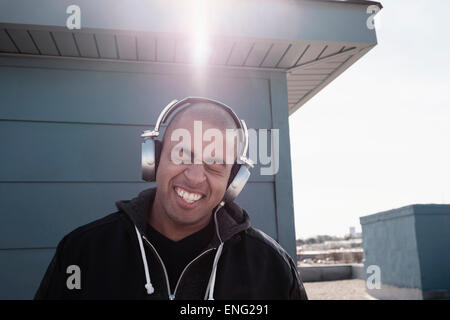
[[35, 98, 307, 300], [150, 103, 238, 242]]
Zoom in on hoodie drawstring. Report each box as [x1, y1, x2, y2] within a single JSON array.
[[134, 201, 225, 299], [204, 201, 225, 300], [135, 226, 154, 295], [204, 242, 224, 300]]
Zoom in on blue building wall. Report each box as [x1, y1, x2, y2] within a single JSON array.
[[360, 204, 450, 299], [414, 205, 450, 293], [360, 206, 422, 289], [0, 55, 297, 299]]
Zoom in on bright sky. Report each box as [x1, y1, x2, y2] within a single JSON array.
[[289, 1, 450, 239]]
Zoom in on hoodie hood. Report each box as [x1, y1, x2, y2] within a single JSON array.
[[115, 187, 251, 247]]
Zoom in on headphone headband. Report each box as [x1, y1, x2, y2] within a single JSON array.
[[141, 97, 253, 168], [141, 97, 253, 203]]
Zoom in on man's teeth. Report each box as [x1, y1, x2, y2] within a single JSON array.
[[175, 187, 202, 203]]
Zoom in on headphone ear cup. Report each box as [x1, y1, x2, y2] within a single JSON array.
[[223, 166, 250, 203], [154, 139, 162, 176], [227, 163, 240, 188], [142, 139, 157, 181]]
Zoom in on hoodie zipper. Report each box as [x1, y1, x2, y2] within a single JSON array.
[[142, 235, 215, 300], [173, 248, 215, 297]]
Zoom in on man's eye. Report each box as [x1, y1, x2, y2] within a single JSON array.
[[176, 148, 185, 159], [171, 147, 192, 164], [206, 164, 225, 174]]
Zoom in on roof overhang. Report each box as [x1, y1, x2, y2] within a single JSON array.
[[0, 0, 382, 115]]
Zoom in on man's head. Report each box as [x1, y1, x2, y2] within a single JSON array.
[[151, 102, 239, 235]]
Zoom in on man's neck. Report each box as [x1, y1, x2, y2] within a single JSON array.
[[149, 192, 211, 242]]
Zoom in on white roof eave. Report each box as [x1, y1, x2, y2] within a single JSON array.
[[0, 0, 381, 115]]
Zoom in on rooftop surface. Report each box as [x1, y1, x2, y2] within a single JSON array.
[[304, 279, 375, 300]]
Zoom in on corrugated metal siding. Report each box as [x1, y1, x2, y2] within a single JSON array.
[[0, 57, 291, 299], [0, 26, 372, 115]]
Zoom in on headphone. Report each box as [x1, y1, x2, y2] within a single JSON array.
[[141, 97, 254, 203]]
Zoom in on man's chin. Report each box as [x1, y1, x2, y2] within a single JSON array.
[[167, 210, 209, 227], [160, 188, 214, 227]]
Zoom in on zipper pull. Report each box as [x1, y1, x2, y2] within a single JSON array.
[[169, 293, 175, 300]]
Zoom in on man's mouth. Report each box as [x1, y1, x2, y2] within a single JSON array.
[[174, 186, 204, 205]]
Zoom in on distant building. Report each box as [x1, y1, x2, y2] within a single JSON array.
[[360, 204, 450, 299], [350, 227, 356, 237], [349, 226, 362, 238]]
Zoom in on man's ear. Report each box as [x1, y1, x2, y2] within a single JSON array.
[[154, 139, 162, 175]]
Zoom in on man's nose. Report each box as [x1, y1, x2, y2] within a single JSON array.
[[183, 164, 206, 185]]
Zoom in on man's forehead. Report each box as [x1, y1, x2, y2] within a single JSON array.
[[164, 102, 238, 135]]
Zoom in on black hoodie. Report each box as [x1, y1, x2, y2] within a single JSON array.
[[34, 188, 308, 300]]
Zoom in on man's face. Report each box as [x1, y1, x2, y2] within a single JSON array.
[[155, 113, 236, 227]]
